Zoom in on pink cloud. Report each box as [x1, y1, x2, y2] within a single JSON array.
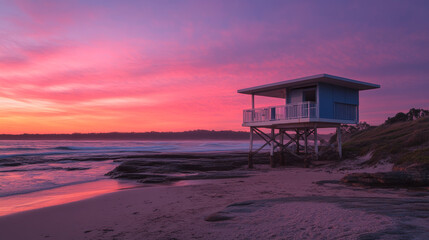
[[0, 1, 428, 133]]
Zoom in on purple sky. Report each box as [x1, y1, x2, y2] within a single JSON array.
[[0, 0, 428, 133]]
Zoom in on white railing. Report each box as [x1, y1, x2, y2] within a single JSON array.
[[243, 102, 317, 123]]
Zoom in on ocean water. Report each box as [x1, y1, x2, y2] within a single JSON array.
[[0, 140, 255, 216], [0, 140, 253, 198]]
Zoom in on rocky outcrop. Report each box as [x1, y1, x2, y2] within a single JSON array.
[[341, 163, 429, 187], [106, 152, 269, 183]]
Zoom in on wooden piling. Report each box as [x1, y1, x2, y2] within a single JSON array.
[[280, 129, 285, 166], [314, 127, 318, 160], [337, 126, 342, 159], [248, 127, 254, 168], [295, 129, 300, 155], [304, 129, 308, 155], [270, 128, 276, 168]]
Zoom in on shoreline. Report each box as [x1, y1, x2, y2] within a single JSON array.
[[1, 166, 428, 239], [0, 175, 233, 218], [0, 149, 260, 218], [0, 178, 138, 217]]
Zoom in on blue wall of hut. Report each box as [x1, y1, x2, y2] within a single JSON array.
[[318, 83, 359, 120]]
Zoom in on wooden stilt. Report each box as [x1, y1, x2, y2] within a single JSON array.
[[304, 129, 311, 167], [280, 129, 285, 166], [250, 127, 307, 168], [248, 127, 254, 168], [314, 127, 318, 160], [295, 129, 300, 155], [337, 126, 342, 159], [253, 128, 281, 146], [270, 128, 276, 168], [304, 129, 308, 155]]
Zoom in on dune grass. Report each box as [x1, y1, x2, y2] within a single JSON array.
[[342, 117, 429, 165]]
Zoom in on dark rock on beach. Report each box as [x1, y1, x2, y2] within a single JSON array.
[[204, 213, 234, 222], [341, 163, 429, 187], [106, 152, 269, 183]]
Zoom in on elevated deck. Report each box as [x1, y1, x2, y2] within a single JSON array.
[[243, 101, 357, 128]]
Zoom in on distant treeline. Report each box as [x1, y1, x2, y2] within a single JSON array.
[[0, 130, 252, 140]]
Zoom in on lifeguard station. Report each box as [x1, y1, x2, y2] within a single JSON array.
[[238, 74, 380, 168]]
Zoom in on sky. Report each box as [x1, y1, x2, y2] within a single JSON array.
[[0, 0, 428, 134]]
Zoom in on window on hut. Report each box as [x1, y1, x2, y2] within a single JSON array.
[[303, 89, 316, 102]]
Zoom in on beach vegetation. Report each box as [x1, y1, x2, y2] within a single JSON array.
[[385, 108, 429, 125], [339, 109, 429, 166]]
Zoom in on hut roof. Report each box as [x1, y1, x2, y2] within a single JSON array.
[[237, 74, 380, 98]]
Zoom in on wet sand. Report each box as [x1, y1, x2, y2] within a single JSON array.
[[0, 179, 137, 217], [1, 166, 428, 239]]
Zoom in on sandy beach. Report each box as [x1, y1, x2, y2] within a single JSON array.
[[1, 165, 428, 240]]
